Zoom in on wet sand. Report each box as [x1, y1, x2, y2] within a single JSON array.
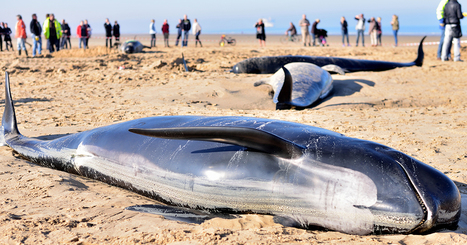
[[1, 35, 467, 244]]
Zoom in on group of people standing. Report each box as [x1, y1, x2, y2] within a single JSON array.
[[0, 22, 14, 52], [103, 18, 120, 49], [151, 15, 202, 48], [437, 0, 464, 62], [297, 15, 325, 47]]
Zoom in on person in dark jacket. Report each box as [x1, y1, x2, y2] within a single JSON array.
[[0, 22, 4, 51], [441, 0, 464, 61], [175, 19, 182, 46], [311, 19, 320, 46], [162, 19, 169, 47], [60, 19, 71, 49], [341, 16, 350, 46], [3, 23, 13, 51], [181, 15, 191, 47], [113, 21, 120, 42], [104, 18, 112, 48]]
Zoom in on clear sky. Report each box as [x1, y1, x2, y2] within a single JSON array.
[[1, 0, 448, 35]]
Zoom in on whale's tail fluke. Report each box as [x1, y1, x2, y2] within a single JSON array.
[[414, 36, 426, 67], [275, 66, 293, 110], [1, 72, 21, 146]]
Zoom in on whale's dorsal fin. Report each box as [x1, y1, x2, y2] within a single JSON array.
[[1, 72, 20, 145], [129, 127, 305, 159], [274, 66, 293, 110]]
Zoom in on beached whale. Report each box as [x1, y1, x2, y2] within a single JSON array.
[[0, 72, 460, 235], [121, 40, 150, 54], [254, 63, 337, 109], [232, 37, 426, 74]]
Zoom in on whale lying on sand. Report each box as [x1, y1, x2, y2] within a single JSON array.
[[1, 72, 460, 235], [121, 40, 150, 54], [232, 37, 426, 74], [254, 63, 338, 109]]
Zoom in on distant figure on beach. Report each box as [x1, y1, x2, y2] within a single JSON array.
[[355, 14, 366, 47], [376, 17, 382, 46], [149, 19, 156, 47], [0, 22, 3, 51], [255, 19, 266, 47], [15, 15, 28, 56], [61, 19, 71, 49], [181, 15, 191, 47], [437, 0, 451, 60], [285, 22, 297, 39], [44, 14, 62, 53], [193, 19, 202, 47], [390, 15, 399, 47], [3, 23, 13, 51], [299, 14, 311, 46], [175, 19, 182, 46], [368, 17, 377, 47], [162, 19, 169, 47], [311, 19, 320, 46], [30, 16, 44, 55], [77, 21, 88, 49], [43, 14, 50, 51], [85, 20, 91, 48], [113, 21, 120, 42], [441, 0, 464, 62], [104, 18, 112, 48], [341, 17, 350, 46]]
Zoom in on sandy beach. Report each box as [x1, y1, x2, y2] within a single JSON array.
[[0, 34, 466, 244]]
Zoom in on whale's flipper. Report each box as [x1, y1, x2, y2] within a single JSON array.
[[321, 64, 346, 75], [182, 53, 189, 72], [275, 66, 293, 110], [1, 72, 20, 145], [414, 36, 426, 67], [129, 126, 305, 159]]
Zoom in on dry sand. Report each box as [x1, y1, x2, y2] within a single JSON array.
[[0, 36, 466, 244]]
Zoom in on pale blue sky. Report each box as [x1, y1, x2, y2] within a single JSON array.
[[0, 0, 449, 34]]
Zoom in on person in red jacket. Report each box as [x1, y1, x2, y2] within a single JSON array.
[[15, 15, 28, 56], [76, 21, 88, 49], [161, 19, 169, 47]]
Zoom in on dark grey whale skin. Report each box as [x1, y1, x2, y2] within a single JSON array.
[[1, 72, 460, 235], [232, 37, 425, 74]]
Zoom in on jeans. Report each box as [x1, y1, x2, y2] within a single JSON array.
[[441, 24, 461, 61], [356, 29, 364, 46], [437, 28, 451, 59], [175, 31, 181, 46], [182, 30, 189, 46], [32, 34, 42, 56], [393, 30, 398, 46], [79, 37, 87, 49], [342, 30, 349, 45], [17, 38, 26, 51]]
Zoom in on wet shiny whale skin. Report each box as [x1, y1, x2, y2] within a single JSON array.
[[121, 40, 146, 54], [1, 73, 460, 235], [232, 37, 425, 74]]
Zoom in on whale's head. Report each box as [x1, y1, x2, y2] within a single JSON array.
[[124, 45, 135, 54]]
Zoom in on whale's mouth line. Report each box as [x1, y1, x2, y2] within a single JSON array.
[[395, 160, 428, 233]]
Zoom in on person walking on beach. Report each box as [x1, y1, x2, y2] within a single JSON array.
[[15, 15, 28, 56], [113, 21, 120, 42], [149, 19, 156, 47], [355, 14, 366, 47], [181, 15, 191, 47], [3, 23, 13, 51], [84, 20, 91, 48], [437, 0, 452, 60], [341, 17, 350, 46], [104, 18, 112, 48], [311, 19, 320, 46], [30, 14, 42, 56], [376, 17, 382, 46], [162, 19, 169, 47], [77, 21, 88, 50], [175, 19, 182, 46], [299, 14, 310, 46], [255, 19, 266, 47], [390, 15, 399, 47], [61, 19, 71, 49], [441, 0, 464, 62], [193, 19, 202, 47], [43, 14, 62, 53], [368, 17, 377, 47]]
